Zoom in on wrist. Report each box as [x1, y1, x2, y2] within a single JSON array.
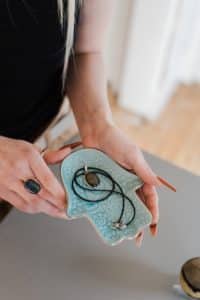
[[81, 116, 115, 147]]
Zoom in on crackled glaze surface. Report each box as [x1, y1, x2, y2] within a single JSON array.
[[61, 148, 152, 246]]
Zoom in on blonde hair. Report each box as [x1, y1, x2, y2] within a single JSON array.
[[57, 0, 82, 87]]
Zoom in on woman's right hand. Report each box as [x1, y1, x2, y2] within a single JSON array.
[[0, 136, 71, 219]]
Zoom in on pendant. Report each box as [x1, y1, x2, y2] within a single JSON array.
[[112, 222, 127, 230], [84, 165, 100, 187], [61, 148, 151, 246], [85, 168, 100, 187]]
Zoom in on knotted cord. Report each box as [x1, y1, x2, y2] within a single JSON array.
[[71, 166, 136, 229]]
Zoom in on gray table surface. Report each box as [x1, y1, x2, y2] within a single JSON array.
[[0, 153, 199, 300]]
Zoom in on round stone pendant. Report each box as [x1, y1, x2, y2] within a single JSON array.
[[85, 172, 100, 187]]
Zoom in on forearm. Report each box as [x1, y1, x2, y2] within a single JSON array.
[[65, 51, 114, 142]]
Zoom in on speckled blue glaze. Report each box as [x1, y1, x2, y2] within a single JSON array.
[[61, 148, 152, 246]]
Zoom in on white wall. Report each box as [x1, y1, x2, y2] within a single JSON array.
[[106, 0, 200, 120], [105, 0, 132, 93]]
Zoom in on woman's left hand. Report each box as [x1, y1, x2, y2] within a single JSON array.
[[82, 123, 161, 247]]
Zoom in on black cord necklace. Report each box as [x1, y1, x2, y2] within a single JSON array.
[[71, 166, 136, 230]]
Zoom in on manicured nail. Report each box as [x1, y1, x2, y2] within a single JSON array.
[[40, 141, 82, 156], [150, 224, 158, 237], [40, 148, 47, 156], [60, 141, 82, 150], [157, 176, 176, 192], [62, 201, 67, 210], [59, 212, 68, 219], [70, 141, 82, 149], [154, 176, 163, 186], [135, 232, 144, 248]]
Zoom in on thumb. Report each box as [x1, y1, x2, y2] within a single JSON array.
[[129, 147, 160, 186], [42, 146, 71, 164]]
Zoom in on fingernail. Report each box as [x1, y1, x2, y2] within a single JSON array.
[[150, 224, 158, 237], [136, 239, 142, 248], [59, 200, 67, 210], [135, 232, 143, 248], [62, 203, 67, 210], [70, 141, 82, 149], [154, 175, 163, 186], [59, 212, 68, 219], [59, 141, 82, 151], [157, 176, 176, 192], [59, 145, 72, 152]]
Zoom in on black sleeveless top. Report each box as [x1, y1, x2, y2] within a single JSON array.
[[0, 1, 69, 142]]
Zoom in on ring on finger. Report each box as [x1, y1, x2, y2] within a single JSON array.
[[23, 179, 41, 195]]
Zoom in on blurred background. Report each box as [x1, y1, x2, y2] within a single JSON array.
[[37, 0, 200, 175]]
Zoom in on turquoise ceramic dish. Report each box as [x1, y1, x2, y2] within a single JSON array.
[[61, 148, 152, 246]]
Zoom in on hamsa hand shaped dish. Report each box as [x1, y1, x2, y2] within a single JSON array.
[[61, 148, 152, 246]]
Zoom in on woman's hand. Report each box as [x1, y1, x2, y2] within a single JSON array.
[[82, 123, 161, 247], [0, 136, 71, 218]]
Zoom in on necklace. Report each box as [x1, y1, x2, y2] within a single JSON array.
[[71, 166, 136, 230]]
